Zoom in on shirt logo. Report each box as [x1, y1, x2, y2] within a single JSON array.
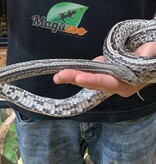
[[31, 2, 88, 36]]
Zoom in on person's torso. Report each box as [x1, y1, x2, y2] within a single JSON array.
[[6, 0, 156, 121]]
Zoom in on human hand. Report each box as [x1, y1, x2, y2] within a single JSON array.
[[53, 42, 156, 97]]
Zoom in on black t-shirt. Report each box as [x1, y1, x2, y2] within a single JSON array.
[[7, 0, 156, 122]]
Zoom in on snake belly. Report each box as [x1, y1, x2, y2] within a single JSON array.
[[0, 19, 155, 117]]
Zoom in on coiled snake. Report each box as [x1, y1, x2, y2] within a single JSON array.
[[0, 19, 156, 117]]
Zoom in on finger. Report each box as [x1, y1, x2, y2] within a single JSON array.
[[53, 56, 105, 84], [53, 68, 116, 89], [73, 73, 119, 90], [54, 69, 145, 97], [73, 73, 146, 97], [135, 42, 156, 57], [53, 69, 84, 85], [93, 55, 105, 62]]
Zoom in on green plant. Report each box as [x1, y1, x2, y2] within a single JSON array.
[[0, 109, 19, 164]]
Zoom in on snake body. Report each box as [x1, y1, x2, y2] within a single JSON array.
[[0, 19, 156, 117]]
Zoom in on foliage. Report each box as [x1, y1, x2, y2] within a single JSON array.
[[0, 109, 19, 164], [3, 123, 19, 164]]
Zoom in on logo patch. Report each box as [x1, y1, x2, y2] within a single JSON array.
[[31, 2, 88, 36]]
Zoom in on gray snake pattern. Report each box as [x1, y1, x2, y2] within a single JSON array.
[[0, 19, 156, 117]]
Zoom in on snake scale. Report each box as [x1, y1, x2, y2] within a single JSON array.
[[0, 19, 156, 117]]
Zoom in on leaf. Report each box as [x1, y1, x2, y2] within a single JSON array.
[[9, 122, 17, 134], [4, 137, 18, 151], [3, 136, 18, 164], [3, 149, 18, 164], [46, 2, 88, 26]]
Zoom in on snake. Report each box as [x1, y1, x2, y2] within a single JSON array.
[[0, 19, 156, 117]]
